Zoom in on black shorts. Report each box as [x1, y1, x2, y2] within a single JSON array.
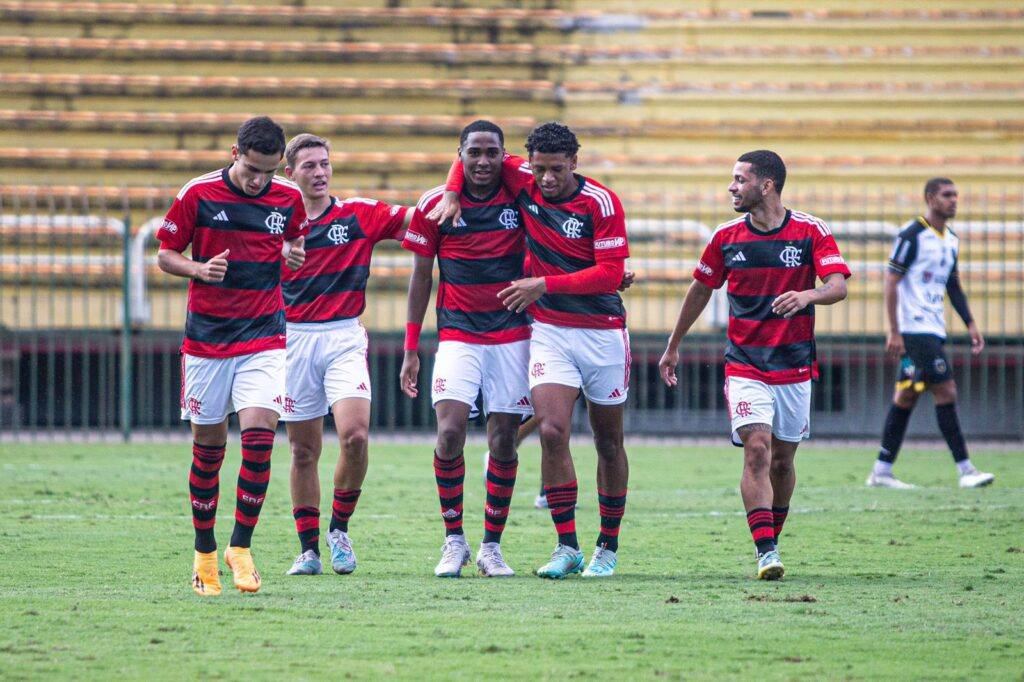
[[898, 333, 953, 390]]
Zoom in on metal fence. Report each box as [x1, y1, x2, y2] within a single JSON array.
[[1, 183, 1022, 440]]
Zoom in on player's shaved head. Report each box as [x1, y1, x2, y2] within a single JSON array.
[[460, 120, 504, 147]]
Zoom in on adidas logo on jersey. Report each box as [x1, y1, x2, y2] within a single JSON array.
[[516, 396, 531, 407], [213, 210, 229, 222], [356, 382, 368, 392], [607, 388, 623, 399], [731, 251, 747, 263]]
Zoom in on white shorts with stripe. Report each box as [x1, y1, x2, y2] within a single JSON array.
[[528, 321, 630, 406], [724, 376, 811, 444], [282, 318, 371, 422], [180, 349, 286, 424], [430, 339, 532, 416]]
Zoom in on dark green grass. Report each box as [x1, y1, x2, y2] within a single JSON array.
[[1, 439, 1021, 681]]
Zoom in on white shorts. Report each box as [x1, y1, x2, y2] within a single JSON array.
[[528, 321, 630, 406], [282, 319, 371, 422], [724, 376, 811, 444], [180, 349, 286, 424], [431, 340, 532, 416]]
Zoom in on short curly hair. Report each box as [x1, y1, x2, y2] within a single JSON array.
[[737, 150, 786, 194], [525, 122, 580, 157]]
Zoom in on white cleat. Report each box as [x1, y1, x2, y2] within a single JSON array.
[[434, 534, 471, 577], [866, 472, 916, 489], [959, 469, 995, 488], [476, 542, 515, 577]]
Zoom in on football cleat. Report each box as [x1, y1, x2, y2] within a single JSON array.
[[224, 546, 261, 593], [582, 547, 618, 578], [534, 493, 549, 509], [326, 529, 357, 575], [192, 550, 222, 597], [476, 542, 515, 577], [434, 534, 471, 578], [866, 472, 916, 489], [959, 469, 995, 488], [285, 549, 323, 576], [535, 544, 584, 579], [756, 549, 784, 581]]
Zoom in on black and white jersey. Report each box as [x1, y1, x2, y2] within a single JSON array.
[[887, 217, 960, 338]]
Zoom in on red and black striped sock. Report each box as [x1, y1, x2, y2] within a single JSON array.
[[596, 488, 626, 553], [772, 506, 790, 543], [747, 507, 777, 555], [293, 506, 320, 555], [229, 427, 274, 548], [330, 488, 361, 533], [189, 441, 225, 553], [434, 452, 465, 536], [482, 457, 518, 544], [545, 480, 579, 550]]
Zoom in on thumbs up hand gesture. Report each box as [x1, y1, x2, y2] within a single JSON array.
[[284, 236, 306, 270], [197, 249, 230, 283]]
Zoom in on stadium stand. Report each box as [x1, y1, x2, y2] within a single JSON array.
[[0, 0, 1021, 337]]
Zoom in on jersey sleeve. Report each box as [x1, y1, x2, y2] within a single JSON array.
[[157, 188, 197, 252], [402, 192, 441, 258], [812, 225, 852, 280], [367, 201, 411, 243], [500, 153, 533, 195], [284, 197, 308, 241], [693, 232, 727, 289], [590, 187, 629, 262], [888, 227, 919, 273]]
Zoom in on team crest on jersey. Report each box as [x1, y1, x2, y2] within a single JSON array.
[[499, 208, 519, 230], [734, 401, 752, 418], [327, 222, 350, 245], [779, 245, 802, 268], [934, 358, 947, 375], [531, 362, 545, 378], [265, 210, 286, 234], [561, 216, 584, 239], [434, 378, 446, 393], [184, 396, 202, 416]]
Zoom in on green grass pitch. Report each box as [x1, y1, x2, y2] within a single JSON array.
[[1, 438, 1021, 680]]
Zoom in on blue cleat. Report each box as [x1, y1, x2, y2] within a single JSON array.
[[535, 544, 584, 579], [327, 529, 357, 575], [582, 547, 617, 577], [757, 549, 784, 580], [285, 549, 323, 576]]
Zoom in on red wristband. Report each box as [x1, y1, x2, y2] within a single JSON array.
[[404, 322, 422, 351]]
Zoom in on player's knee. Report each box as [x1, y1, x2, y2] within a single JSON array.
[[435, 422, 466, 458], [339, 426, 368, 457], [538, 419, 570, 452], [290, 441, 319, 469], [770, 456, 794, 479], [592, 430, 624, 461], [932, 381, 957, 404], [488, 430, 517, 461], [743, 443, 771, 472]]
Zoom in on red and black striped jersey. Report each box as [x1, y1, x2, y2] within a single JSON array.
[[501, 154, 629, 330], [282, 197, 408, 323], [403, 183, 530, 345], [694, 209, 851, 384], [157, 167, 307, 358]]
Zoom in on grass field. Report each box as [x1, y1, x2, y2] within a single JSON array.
[[1, 437, 1021, 681]]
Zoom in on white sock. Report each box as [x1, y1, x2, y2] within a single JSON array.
[[873, 460, 893, 476], [956, 459, 975, 476]]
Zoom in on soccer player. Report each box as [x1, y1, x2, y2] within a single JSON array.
[[432, 121, 632, 579], [399, 120, 532, 578], [658, 150, 850, 580], [156, 116, 307, 596], [279, 133, 413, 576], [866, 178, 993, 489]]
